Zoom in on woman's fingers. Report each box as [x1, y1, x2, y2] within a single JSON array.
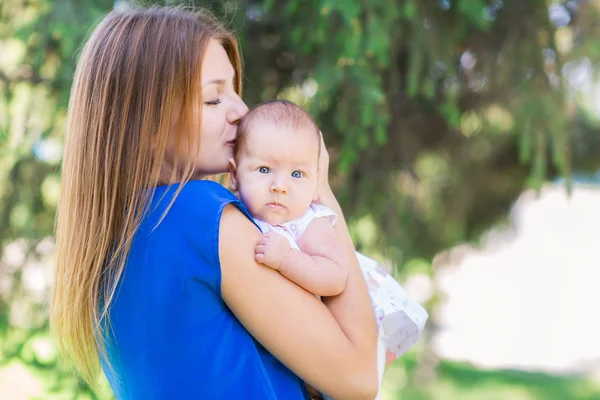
[[316, 130, 331, 198], [317, 130, 330, 171]]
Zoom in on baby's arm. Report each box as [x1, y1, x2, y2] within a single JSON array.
[[255, 217, 348, 297]]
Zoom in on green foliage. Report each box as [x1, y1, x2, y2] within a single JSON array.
[[0, 1, 115, 396]]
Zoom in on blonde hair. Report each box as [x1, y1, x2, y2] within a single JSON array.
[[50, 6, 242, 385]]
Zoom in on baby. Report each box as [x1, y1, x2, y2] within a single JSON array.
[[229, 100, 346, 297], [228, 100, 428, 399]]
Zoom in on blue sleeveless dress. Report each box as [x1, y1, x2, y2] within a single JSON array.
[[100, 180, 309, 399]]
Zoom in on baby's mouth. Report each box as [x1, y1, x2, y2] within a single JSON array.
[[266, 202, 285, 210]]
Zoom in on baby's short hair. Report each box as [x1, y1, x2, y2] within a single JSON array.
[[234, 100, 320, 161]]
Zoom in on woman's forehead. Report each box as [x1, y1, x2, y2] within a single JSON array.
[[202, 39, 235, 87]]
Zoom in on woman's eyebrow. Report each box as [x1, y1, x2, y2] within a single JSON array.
[[202, 79, 226, 88], [202, 72, 236, 88]]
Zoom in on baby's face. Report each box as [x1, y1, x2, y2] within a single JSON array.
[[231, 123, 319, 226]]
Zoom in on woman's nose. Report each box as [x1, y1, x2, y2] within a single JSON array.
[[227, 94, 249, 125]]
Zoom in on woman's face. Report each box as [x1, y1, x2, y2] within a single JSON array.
[[163, 39, 248, 180]]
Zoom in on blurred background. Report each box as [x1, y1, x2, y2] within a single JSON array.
[[1, 0, 599, 399]]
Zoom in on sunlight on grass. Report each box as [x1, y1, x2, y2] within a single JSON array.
[[383, 360, 600, 400]]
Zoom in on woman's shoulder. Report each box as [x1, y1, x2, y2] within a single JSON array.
[[148, 180, 255, 233], [150, 180, 236, 217], [170, 179, 237, 206], [132, 181, 248, 289]]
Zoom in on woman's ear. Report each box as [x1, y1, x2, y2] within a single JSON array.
[[228, 158, 238, 192]]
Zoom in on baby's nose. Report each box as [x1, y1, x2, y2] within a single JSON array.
[[270, 179, 287, 194]]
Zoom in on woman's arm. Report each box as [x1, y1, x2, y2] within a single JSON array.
[[312, 132, 379, 382], [220, 205, 379, 400]]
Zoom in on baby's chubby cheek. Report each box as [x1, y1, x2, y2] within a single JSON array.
[[239, 193, 270, 221], [237, 190, 255, 212]]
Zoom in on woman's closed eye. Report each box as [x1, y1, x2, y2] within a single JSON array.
[[258, 166, 271, 174], [291, 170, 303, 178], [204, 98, 222, 106]]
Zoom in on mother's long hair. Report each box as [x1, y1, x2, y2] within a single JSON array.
[[50, 6, 242, 384]]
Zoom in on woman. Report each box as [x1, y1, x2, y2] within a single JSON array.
[[51, 6, 378, 399]]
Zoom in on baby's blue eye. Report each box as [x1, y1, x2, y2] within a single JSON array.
[[259, 166, 271, 174], [291, 171, 303, 178]]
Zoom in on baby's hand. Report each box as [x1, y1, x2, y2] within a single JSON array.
[[255, 232, 291, 270]]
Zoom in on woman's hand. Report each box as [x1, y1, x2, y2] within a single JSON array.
[[315, 130, 332, 203]]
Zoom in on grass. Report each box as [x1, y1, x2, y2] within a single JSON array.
[[382, 358, 600, 400]]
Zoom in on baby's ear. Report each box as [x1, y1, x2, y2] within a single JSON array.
[[228, 158, 238, 192]]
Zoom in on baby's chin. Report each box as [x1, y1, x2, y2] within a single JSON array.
[[261, 210, 305, 226], [260, 214, 289, 226]]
